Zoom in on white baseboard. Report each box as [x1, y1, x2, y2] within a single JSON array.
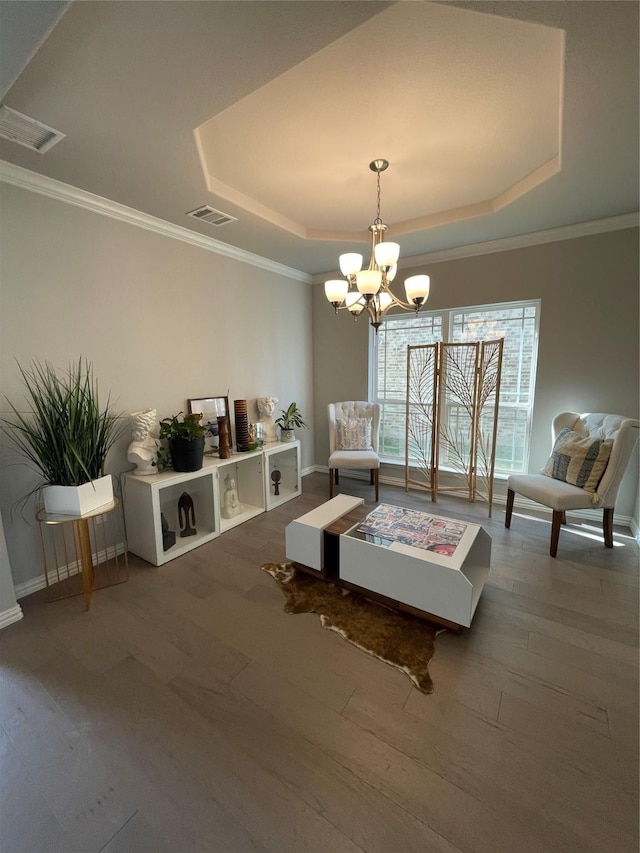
[[0, 604, 24, 629], [15, 542, 127, 601]]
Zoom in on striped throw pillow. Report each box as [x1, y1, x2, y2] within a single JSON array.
[[542, 428, 612, 497]]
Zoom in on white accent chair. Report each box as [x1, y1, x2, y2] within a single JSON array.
[[328, 401, 380, 501], [505, 412, 639, 557]]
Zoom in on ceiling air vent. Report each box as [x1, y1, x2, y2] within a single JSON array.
[[186, 205, 237, 227], [0, 105, 66, 153]]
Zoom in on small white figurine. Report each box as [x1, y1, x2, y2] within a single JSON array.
[[127, 409, 158, 475], [257, 395, 278, 443], [221, 473, 243, 519]]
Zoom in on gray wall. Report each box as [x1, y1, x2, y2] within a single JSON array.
[[2, 178, 638, 596], [0, 183, 314, 590], [312, 227, 639, 516]]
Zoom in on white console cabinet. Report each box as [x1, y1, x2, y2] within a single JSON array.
[[123, 441, 300, 565]]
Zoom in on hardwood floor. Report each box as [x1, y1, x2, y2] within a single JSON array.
[[1, 471, 638, 853]]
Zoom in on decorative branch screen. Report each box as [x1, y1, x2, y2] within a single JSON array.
[[405, 339, 504, 515]]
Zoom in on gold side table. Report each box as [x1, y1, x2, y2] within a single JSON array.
[[36, 498, 128, 610]]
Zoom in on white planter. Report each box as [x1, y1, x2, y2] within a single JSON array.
[[43, 474, 114, 516], [280, 428, 295, 442]]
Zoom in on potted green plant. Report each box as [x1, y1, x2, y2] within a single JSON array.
[[1, 357, 121, 515], [158, 412, 206, 472], [274, 402, 308, 443]]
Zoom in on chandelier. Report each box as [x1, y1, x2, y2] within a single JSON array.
[[324, 159, 431, 331]]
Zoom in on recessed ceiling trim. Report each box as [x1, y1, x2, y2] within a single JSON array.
[[205, 173, 307, 239], [312, 212, 639, 283], [0, 105, 66, 152], [0, 160, 311, 284]]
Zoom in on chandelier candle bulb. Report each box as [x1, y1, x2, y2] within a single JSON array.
[[356, 269, 382, 294], [339, 253, 363, 277], [325, 279, 349, 306], [374, 241, 400, 269], [345, 292, 365, 315], [404, 274, 430, 306]]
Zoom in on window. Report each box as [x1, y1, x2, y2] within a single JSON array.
[[370, 300, 540, 474]]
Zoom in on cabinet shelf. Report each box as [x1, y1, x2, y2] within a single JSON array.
[[264, 441, 301, 510], [123, 461, 220, 566], [123, 442, 300, 565]]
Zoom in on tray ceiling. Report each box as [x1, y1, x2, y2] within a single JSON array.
[[0, 1, 637, 275]]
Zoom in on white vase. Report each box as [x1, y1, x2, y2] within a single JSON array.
[[43, 474, 114, 516]]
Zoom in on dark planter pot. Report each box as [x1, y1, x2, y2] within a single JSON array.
[[170, 436, 205, 472]]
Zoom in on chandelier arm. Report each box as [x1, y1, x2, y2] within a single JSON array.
[[381, 283, 420, 312]]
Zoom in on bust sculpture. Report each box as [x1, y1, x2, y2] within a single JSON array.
[[257, 395, 278, 443], [127, 408, 158, 475], [221, 473, 243, 519]]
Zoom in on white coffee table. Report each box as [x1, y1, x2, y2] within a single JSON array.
[[286, 498, 491, 629], [339, 503, 491, 629]]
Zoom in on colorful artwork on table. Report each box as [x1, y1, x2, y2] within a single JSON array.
[[356, 504, 467, 556]]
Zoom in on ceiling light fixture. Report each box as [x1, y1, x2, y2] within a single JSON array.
[[324, 159, 430, 331]]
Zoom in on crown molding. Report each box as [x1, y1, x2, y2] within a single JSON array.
[[312, 212, 639, 283], [396, 213, 639, 271], [0, 160, 312, 284], [2, 160, 636, 287]]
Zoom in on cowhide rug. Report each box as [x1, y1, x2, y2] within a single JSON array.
[[261, 562, 440, 693]]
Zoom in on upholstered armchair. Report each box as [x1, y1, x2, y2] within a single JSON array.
[[328, 401, 380, 501], [505, 412, 639, 557]]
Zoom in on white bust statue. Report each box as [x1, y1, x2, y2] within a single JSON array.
[[257, 395, 278, 443], [221, 473, 243, 519], [127, 408, 158, 475]]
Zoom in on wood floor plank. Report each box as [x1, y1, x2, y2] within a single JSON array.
[[496, 691, 638, 794], [475, 596, 640, 665], [231, 659, 563, 853], [2, 472, 637, 853], [527, 630, 639, 688], [343, 685, 636, 853], [430, 636, 612, 735], [98, 657, 364, 853], [0, 724, 81, 853], [171, 671, 462, 853], [1, 667, 138, 852], [99, 812, 174, 853], [480, 583, 638, 646], [32, 653, 229, 853], [444, 625, 638, 715]]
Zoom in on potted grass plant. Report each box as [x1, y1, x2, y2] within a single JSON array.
[[275, 402, 308, 442], [158, 412, 206, 472], [1, 357, 121, 515]]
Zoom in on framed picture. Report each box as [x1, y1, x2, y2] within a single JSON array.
[[188, 396, 229, 453]]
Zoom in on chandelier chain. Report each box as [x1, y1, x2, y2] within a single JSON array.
[[375, 170, 383, 226]]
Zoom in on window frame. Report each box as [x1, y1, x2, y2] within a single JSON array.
[[369, 298, 541, 475]]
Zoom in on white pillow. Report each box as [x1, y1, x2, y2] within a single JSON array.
[[336, 417, 372, 450]]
